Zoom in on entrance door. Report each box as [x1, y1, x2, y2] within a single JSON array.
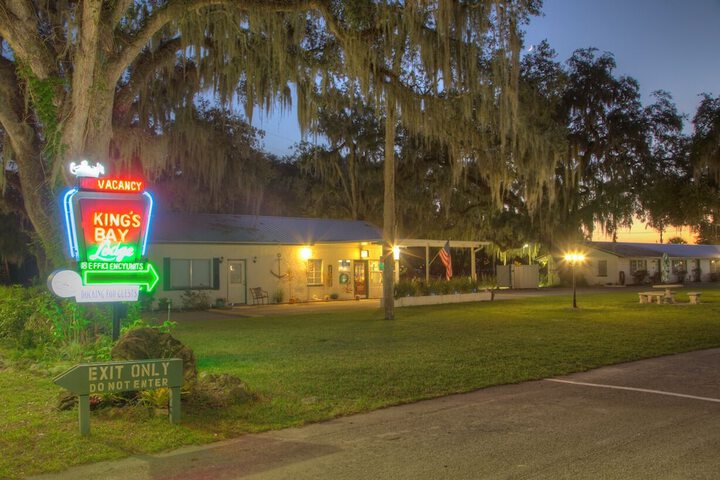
[[227, 260, 246, 305], [354, 260, 368, 298]]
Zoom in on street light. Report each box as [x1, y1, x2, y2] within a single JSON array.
[[564, 252, 586, 309]]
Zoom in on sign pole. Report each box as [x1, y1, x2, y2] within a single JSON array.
[[112, 303, 120, 341], [169, 387, 181, 424], [78, 394, 90, 436]]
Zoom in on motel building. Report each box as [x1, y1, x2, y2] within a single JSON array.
[[149, 213, 489, 306], [574, 242, 720, 285]]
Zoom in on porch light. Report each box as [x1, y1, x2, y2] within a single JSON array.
[[300, 246, 312, 260], [360, 249, 369, 259], [392, 246, 400, 261]]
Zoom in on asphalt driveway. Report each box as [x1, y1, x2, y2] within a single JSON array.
[[33, 348, 720, 479]]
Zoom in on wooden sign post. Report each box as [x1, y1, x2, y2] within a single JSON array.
[[54, 358, 183, 435]]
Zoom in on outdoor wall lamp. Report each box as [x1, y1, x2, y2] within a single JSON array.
[[360, 249, 369, 258], [300, 247, 312, 260]]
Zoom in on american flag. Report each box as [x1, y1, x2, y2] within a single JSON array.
[[439, 241, 452, 280]]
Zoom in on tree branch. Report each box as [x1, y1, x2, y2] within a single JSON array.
[[60, 0, 104, 162], [0, 53, 33, 152], [110, 0, 134, 28], [113, 37, 185, 119], [108, 0, 319, 85], [0, 0, 56, 78]]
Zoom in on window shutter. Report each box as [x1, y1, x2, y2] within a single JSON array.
[[212, 258, 221, 290], [163, 257, 171, 290]]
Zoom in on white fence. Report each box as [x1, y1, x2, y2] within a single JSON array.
[[496, 265, 539, 289]]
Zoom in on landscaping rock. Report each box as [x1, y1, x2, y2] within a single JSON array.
[[188, 372, 255, 408], [111, 328, 197, 387]]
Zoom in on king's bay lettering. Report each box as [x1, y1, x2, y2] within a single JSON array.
[[87, 361, 172, 393], [91, 211, 142, 244]]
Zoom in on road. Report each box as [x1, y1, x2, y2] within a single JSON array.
[[33, 348, 720, 479]]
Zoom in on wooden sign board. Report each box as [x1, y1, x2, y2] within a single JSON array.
[[54, 358, 183, 435]]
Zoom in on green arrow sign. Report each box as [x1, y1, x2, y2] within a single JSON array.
[[54, 359, 183, 435], [81, 263, 159, 291]]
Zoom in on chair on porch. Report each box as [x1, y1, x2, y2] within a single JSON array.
[[250, 287, 269, 304]]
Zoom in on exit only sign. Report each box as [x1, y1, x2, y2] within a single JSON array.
[[54, 358, 183, 435]]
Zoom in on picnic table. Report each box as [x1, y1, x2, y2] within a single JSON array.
[[651, 284, 683, 304]]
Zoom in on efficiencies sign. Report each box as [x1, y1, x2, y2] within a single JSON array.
[[54, 359, 183, 435]]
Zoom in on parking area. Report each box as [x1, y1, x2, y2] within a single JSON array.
[[35, 348, 720, 479]]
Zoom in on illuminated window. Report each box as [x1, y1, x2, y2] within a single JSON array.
[[307, 259, 322, 285], [170, 259, 212, 289], [597, 260, 607, 277], [711, 259, 720, 274]]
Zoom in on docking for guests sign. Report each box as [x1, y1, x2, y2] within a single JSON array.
[[54, 359, 183, 435]]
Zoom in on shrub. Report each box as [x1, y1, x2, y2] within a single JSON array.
[[180, 290, 211, 310], [0, 285, 113, 358], [139, 291, 156, 312], [394, 276, 495, 298], [0, 286, 39, 344], [272, 288, 285, 303], [157, 297, 171, 311]]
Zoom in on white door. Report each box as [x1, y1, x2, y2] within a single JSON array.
[[227, 260, 246, 305]]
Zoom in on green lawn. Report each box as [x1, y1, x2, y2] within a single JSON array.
[[2, 290, 720, 478]]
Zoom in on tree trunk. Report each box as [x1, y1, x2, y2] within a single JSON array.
[[14, 147, 65, 273], [382, 96, 396, 320]]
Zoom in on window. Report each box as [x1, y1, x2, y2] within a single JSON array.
[[598, 260, 608, 277], [711, 259, 720, 274], [629, 260, 647, 274], [671, 259, 687, 274], [307, 259, 322, 285], [170, 259, 212, 289]]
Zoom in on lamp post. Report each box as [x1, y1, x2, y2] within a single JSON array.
[[564, 252, 586, 309]]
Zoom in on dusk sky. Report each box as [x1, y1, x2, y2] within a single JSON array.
[[254, 0, 720, 156]]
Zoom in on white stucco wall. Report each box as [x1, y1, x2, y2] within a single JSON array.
[[149, 242, 383, 307]]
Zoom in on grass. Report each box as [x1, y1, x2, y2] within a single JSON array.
[[2, 289, 720, 477]]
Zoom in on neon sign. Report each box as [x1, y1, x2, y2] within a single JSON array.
[[60, 163, 157, 292]]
